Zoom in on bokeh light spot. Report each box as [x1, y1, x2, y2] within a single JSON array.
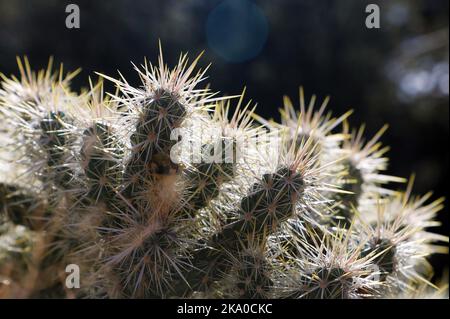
[[206, 0, 268, 63]]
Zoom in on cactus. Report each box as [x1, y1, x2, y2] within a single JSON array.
[[0, 50, 447, 299]]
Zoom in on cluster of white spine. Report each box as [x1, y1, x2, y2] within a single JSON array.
[[0, 50, 447, 299]]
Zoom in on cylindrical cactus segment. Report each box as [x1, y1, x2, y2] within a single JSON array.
[[183, 138, 237, 216], [332, 159, 363, 227], [237, 166, 304, 235], [81, 122, 123, 201], [122, 89, 188, 197], [207, 166, 304, 251], [235, 250, 272, 299], [38, 111, 73, 189], [39, 111, 68, 167], [131, 89, 186, 175], [173, 166, 304, 295], [361, 238, 396, 281], [289, 267, 351, 299], [116, 225, 184, 298]]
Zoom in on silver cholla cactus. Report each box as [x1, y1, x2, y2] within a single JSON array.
[[0, 50, 447, 299]]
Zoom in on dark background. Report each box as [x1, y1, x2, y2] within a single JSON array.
[[0, 0, 448, 280]]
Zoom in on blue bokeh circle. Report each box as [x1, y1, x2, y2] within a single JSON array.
[[206, 0, 269, 63]]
